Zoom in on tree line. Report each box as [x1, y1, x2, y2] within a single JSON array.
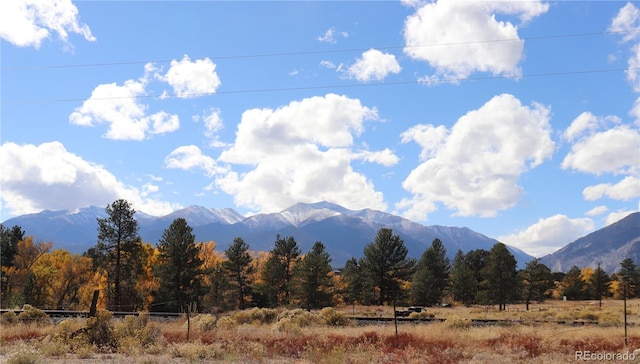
[[0, 199, 637, 313]]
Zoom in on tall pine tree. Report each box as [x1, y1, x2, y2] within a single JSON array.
[[293, 241, 333, 309], [361, 228, 416, 305], [259, 235, 300, 306], [519, 258, 553, 310], [410, 238, 450, 306], [223, 237, 254, 310], [450, 250, 477, 305], [482, 243, 518, 311], [96, 199, 144, 311], [153, 218, 204, 313]]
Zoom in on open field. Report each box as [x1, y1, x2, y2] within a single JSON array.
[[2, 300, 640, 363]]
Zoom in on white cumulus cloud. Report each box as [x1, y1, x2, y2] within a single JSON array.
[[69, 77, 180, 141], [583, 176, 640, 201], [165, 145, 227, 177], [398, 93, 554, 221], [214, 94, 393, 213], [346, 49, 402, 82], [609, 2, 640, 91], [159, 55, 221, 98], [498, 215, 595, 257], [561, 123, 640, 176], [0, 0, 95, 48], [0, 142, 178, 218], [403, 0, 548, 82]]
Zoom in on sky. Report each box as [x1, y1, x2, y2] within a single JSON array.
[[1, 0, 639, 258]]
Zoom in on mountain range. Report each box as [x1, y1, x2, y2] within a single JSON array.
[[540, 212, 640, 274], [2, 201, 534, 268]]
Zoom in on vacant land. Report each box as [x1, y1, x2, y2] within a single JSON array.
[[2, 300, 640, 363]]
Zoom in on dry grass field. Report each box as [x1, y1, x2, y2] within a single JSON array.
[[2, 300, 640, 363]]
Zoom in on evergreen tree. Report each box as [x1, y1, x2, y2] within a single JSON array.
[[153, 218, 204, 312], [519, 259, 553, 310], [360, 228, 416, 305], [561, 266, 585, 300], [450, 250, 477, 305], [1, 225, 25, 307], [223, 237, 254, 310], [482, 243, 518, 310], [96, 199, 144, 311], [260, 235, 300, 306], [204, 262, 229, 310], [293, 241, 333, 309], [341, 258, 364, 306], [410, 238, 450, 306], [618, 258, 640, 298], [465, 249, 490, 303], [588, 264, 611, 304]]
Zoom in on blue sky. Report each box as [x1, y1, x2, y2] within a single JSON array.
[[1, 0, 639, 258]]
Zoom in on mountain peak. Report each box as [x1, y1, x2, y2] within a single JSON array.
[[280, 201, 347, 226]]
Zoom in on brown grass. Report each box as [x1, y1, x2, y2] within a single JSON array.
[[1, 300, 640, 363]]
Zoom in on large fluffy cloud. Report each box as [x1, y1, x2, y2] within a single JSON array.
[[609, 2, 640, 91], [69, 64, 180, 141], [0, 0, 95, 48], [165, 145, 227, 177], [70, 55, 221, 141], [211, 93, 395, 212], [158, 55, 221, 98], [498, 215, 595, 257], [0, 142, 178, 218], [398, 93, 554, 220], [346, 49, 402, 82], [403, 0, 548, 82], [561, 116, 640, 176]]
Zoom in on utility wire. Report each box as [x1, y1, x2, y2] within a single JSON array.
[[2, 66, 635, 105], [2, 29, 638, 72]]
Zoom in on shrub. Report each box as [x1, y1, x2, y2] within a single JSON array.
[[192, 314, 218, 331], [7, 350, 42, 364], [81, 310, 117, 350], [232, 310, 253, 325], [36, 340, 69, 358], [320, 307, 351, 326], [17, 305, 49, 325], [276, 309, 320, 328], [216, 316, 237, 329], [1, 310, 17, 325], [248, 307, 278, 324], [408, 311, 435, 319], [444, 315, 471, 329], [113, 315, 160, 348]]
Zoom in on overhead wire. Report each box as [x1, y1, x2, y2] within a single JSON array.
[[2, 29, 637, 72], [2, 67, 635, 105], [1, 28, 638, 105]]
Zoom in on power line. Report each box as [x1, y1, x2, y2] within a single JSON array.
[[2, 29, 638, 72], [2, 66, 634, 105]]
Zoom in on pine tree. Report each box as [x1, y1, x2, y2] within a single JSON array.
[[96, 199, 144, 311], [1, 225, 25, 306], [260, 235, 300, 306], [519, 259, 553, 310], [410, 238, 450, 306], [293, 241, 333, 309], [341, 258, 364, 307], [153, 218, 204, 313], [588, 263, 611, 305], [223, 237, 254, 310], [482, 243, 518, 310], [361, 228, 416, 305], [619, 258, 640, 298], [561, 266, 585, 300], [450, 250, 477, 305]]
